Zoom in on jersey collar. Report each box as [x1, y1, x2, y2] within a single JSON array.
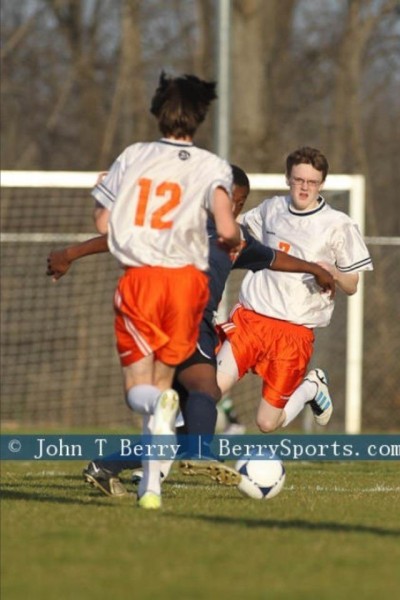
[[159, 138, 194, 147], [288, 195, 326, 216]]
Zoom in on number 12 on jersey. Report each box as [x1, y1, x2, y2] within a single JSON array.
[[134, 178, 182, 229]]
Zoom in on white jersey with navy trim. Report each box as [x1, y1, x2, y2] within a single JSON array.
[[92, 138, 232, 270], [239, 195, 373, 328]]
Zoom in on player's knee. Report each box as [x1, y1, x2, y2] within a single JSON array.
[[195, 382, 221, 403], [256, 414, 280, 433], [180, 377, 221, 403]]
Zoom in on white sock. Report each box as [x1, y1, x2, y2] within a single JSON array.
[[139, 414, 162, 496], [282, 380, 317, 427], [126, 390, 163, 497], [126, 384, 160, 415]]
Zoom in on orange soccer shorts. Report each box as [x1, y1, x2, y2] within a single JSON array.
[[220, 305, 315, 408], [114, 265, 209, 367]]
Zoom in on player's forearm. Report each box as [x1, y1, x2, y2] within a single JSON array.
[[47, 235, 109, 281], [65, 235, 109, 262], [213, 187, 242, 248], [219, 223, 241, 248], [271, 252, 335, 297], [333, 271, 359, 295], [270, 251, 326, 276], [93, 205, 110, 234]]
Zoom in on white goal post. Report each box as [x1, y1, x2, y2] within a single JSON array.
[[0, 171, 365, 433]]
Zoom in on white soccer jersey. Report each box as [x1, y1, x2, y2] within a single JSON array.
[[92, 138, 232, 271], [239, 195, 373, 328]]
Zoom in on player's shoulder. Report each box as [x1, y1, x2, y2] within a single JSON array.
[[259, 194, 289, 213], [117, 141, 153, 160], [194, 146, 230, 167], [319, 201, 365, 244], [240, 195, 287, 225], [191, 146, 232, 179], [321, 201, 354, 225]]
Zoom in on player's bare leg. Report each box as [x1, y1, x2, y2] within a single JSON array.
[[215, 340, 240, 396], [256, 400, 285, 433]]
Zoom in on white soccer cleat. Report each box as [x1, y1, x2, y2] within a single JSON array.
[[305, 368, 333, 426], [152, 389, 180, 435]]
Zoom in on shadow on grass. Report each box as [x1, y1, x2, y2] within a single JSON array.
[[0, 487, 126, 506], [171, 513, 400, 538]]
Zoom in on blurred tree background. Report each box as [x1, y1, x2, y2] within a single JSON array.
[[1, 0, 399, 430], [2, 0, 399, 238]]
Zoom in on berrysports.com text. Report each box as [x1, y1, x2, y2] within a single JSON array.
[[217, 438, 400, 460]]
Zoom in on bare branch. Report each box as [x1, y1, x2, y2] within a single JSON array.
[[0, 10, 43, 60]]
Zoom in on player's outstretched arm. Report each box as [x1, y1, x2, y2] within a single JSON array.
[[270, 250, 336, 298], [47, 234, 109, 282], [233, 236, 335, 298]]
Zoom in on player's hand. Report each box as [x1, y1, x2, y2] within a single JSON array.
[[46, 250, 71, 282], [316, 261, 336, 277], [314, 265, 336, 298], [218, 238, 247, 262]]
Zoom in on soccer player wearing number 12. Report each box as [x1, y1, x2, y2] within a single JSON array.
[[92, 72, 241, 509]]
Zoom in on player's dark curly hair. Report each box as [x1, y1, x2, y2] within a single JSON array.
[[150, 71, 217, 138], [286, 147, 329, 181], [231, 164, 250, 189]]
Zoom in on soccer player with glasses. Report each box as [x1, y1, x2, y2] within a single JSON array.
[[210, 147, 373, 438]]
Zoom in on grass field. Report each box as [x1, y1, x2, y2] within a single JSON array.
[[1, 460, 399, 600]]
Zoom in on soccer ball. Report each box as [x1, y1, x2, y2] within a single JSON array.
[[235, 454, 286, 500]]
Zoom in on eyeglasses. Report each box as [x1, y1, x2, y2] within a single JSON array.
[[290, 176, 322, 188]]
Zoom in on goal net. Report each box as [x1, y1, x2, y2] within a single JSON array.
[[0, 171, 368, 432]]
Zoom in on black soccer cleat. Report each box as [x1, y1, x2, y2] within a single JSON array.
[[82, 461, 129, 497]]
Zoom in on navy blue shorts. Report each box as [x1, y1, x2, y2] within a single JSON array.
[[175, 325, 218, 374]]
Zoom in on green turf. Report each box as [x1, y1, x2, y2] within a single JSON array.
[[1, 461, 399, 600]]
